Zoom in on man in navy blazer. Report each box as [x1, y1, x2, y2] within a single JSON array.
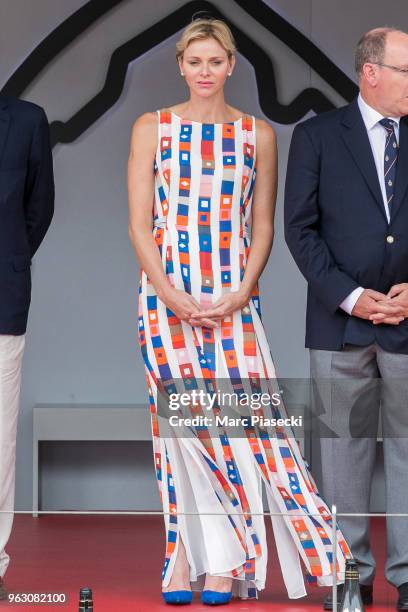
[[285, 28, 408, 611], [0, 95, 54, 599]]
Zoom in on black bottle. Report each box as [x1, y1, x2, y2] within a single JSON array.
[[78, 587, 93, 611], [339, 559, 365, 611]]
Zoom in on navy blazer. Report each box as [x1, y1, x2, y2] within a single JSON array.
[[0, 95, 54, 335], [284, 97, 408, 353]]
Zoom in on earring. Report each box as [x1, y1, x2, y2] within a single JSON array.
[[228, 72, 232, 76], [180, 72, 184, 76]]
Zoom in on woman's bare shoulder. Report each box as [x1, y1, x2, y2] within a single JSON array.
[[132, 111, 158, 131], [254, 118, 276, 141], [130, 112, 158, 149]]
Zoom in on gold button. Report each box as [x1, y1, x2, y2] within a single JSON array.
[[386, 235, 395, 244]]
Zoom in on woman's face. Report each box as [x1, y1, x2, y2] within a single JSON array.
[[179, 37, 234, 97]]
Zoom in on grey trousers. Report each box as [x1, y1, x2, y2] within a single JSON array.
[[310, 343, 408, 588]]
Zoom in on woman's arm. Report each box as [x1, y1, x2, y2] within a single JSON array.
[[128, 113, 217, 327], [239, 119, 277, 300], [128, 112, 173, 299], [190, 119, 277, 322]]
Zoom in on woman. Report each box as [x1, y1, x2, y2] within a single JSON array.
[[128, 17, 350, 606]]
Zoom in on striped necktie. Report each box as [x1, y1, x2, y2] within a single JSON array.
[[379, 118, 398, 210]]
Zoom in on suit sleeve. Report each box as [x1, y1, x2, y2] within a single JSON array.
[[284, 122, 359, 315], [24, 107, 55, 257]]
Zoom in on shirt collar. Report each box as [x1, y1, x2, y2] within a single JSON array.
[[358, 93, 401, 130]]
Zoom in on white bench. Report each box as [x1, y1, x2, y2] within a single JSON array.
[[32, 401, 309, 517], [32, 404, 151, 517]]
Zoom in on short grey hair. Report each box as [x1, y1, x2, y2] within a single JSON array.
[[355, 27, 397, 75]]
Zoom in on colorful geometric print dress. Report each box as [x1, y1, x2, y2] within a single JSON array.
[[137, 109, 351, 599]]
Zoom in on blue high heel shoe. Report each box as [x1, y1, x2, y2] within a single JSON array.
[[201, 590, 232, 605], [162, 590, 193, 605]]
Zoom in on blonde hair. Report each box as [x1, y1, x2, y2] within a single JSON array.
[[176, 18, 237, 61]]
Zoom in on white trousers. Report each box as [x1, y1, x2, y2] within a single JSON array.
[[0, 334, 25, 579]]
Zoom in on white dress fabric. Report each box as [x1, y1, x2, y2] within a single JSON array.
[[137, 110, 350, 599]]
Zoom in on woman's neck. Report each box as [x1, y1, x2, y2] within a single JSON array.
[[178, 94, 231, 123]]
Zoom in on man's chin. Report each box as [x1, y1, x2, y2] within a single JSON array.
[[398, 103, 408, 115]]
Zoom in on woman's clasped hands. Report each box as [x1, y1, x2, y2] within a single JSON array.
[[160, 286, 250, 328]]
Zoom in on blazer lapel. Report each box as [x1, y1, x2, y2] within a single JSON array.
[[340, 98, 387, 221], [390, 116, 408, 221], [0, 96, 10, 167]]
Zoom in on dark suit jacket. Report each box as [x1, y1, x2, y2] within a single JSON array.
[[284, 97, 408, 353], [0, 95, 54, 335]]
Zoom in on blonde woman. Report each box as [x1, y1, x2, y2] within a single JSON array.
[[128, 16, 350, 606]]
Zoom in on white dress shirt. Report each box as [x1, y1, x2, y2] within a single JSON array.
[[339, 94, 401, 314]]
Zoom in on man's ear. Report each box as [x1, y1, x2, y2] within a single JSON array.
[[362, 63, 380, 87]]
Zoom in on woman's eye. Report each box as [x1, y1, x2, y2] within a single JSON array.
[[188, 61, 222, 66]]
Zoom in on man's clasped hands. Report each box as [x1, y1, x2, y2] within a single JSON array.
[[352, 283, 408, 325]]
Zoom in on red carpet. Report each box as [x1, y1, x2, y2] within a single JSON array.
[[1, 515, 397, 610]]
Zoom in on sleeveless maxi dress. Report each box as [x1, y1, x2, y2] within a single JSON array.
[[137, 109, 351, 599]]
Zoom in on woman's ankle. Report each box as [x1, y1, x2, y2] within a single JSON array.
[[163, 537, 191, 591], [204, 575, 233, 592]]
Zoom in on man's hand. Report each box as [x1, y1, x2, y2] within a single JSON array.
[[352, 288, 404, 325], [369, 283, 408, 325]]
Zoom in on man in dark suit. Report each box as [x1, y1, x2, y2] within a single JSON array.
[[285, 28, 408, 611], [0, 95, 54, 599]]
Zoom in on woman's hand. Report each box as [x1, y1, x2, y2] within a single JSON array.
[[160, 287, 219, 328], [188, 290, 250, 325]]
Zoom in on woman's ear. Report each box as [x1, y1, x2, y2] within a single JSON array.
[[178, 58, 184, 76], [228, 55, 236, 75]]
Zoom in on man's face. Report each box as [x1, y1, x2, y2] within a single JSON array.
[[375, 32, 408, 116]]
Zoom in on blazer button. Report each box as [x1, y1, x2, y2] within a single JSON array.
[[386, 235, 395, 244]]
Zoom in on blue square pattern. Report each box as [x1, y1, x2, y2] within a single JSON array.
[[219, 220, 232, 233], [221, 180, 234, 195], [198, 197, 211, 211], [177, 203, 189, 218], [179, 150, 190, 166], [199, 234, 212, 252], [147, 295, 157, 310], [222, 138, 235, 152], [223, 155, 236, 166], [219, 249, 230, 265], [202, 124, 214, 140]]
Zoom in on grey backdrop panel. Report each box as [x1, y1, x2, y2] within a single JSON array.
[[0, 0, 406, 510]]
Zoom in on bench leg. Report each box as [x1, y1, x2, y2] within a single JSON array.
[[32, 440, 39, 518]]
